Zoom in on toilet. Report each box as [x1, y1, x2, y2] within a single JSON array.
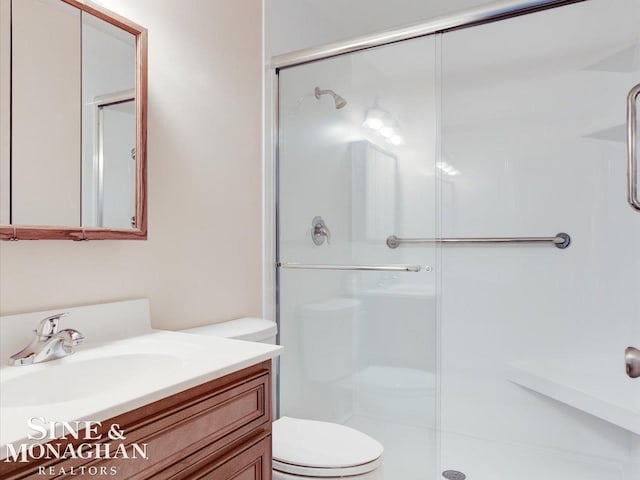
[[181, 317, 384, 479], [272, 416, 383, 479]]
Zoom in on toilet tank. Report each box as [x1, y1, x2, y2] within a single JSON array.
[[180, 317, 277, 344], [181, 318, 278, 417], [299, 298, 362, 382]]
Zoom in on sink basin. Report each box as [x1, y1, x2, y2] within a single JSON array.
[[0, 330, 281, 454], [0, 353, 183, 407]]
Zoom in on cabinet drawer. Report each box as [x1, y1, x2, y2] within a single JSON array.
[[188, 433, 271, 480]]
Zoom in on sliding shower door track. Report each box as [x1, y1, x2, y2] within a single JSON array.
[[271, 0, 586, 69]]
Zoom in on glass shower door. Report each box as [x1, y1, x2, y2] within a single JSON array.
[[439, 0, 640, 478], [277, 36, 439, 480]]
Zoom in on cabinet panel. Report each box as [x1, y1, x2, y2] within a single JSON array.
[[193, 434, 271, 480], [84, 374, 268, 479]]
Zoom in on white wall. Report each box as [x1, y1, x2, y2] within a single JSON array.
[[0, 0, 264, 330]]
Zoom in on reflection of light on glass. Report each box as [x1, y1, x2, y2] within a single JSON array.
[[326, 123, 362, 143], [380, 126, 394, 138], [389, 135, 403, 145], [363, 117, 384, 130], [362, 107, 403, 147], [363, 108, 385, 130], [436, 161, 460, 176]]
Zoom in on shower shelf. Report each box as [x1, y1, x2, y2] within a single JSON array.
[[508, 355, 640, 435]]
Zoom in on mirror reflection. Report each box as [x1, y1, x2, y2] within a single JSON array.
[[1, 0, 137, 229], [81, 12, 136, 228]]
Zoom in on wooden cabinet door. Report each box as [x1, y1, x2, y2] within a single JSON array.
[[190, 434, 271, 480]]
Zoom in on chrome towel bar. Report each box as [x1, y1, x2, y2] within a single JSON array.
[[277, 262, 425, 272], [386, 232, 571, 249]]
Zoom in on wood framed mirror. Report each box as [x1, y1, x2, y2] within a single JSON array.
[[0, 0, 147, 240]]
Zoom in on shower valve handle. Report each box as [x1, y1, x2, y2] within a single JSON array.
[[626, 347, 640, 378], [311, 216, 331, 246]]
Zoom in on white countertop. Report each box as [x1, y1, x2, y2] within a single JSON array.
[[0, 330, 282, 458]]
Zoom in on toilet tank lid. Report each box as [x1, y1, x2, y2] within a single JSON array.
[[181, 317, 277, 342]]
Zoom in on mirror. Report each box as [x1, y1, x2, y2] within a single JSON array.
[[0, 0, 147, 240]]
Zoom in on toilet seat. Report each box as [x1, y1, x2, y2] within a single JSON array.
[[273, 417, 383, 478], [273, 458, 383, 477]]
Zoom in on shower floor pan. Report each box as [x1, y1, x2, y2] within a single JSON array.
[[344, 415, 627, 480], [508, 354, 640, 434]]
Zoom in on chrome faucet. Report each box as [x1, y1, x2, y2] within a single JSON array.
[[8, 313, 84, 366]]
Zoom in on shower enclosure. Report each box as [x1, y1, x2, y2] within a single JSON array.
[[272, 1, 640, 479]]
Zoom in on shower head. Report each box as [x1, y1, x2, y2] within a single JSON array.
[[334, 95, 347, 109], [315, 87, 347, 109]]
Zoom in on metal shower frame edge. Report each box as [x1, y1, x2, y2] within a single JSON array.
[[270, 0, 586, 71]]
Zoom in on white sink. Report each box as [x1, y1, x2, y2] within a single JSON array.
[[1, 353, 183, 407], [0, 330, 282, 457]]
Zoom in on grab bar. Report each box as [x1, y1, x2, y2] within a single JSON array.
[[386, 232, 571, 249], [628, 83, 640, 211], [277, 262, 425, 272]]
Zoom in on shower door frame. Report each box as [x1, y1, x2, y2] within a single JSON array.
[[264, 0, 590, 449], [269, 0, 585, 70]]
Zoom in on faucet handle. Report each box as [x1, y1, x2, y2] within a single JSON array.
[[35, 313, 67, 339], [64, 329, 85, 347]]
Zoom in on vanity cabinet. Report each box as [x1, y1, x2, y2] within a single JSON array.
[[1, 361, 272, 480]]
